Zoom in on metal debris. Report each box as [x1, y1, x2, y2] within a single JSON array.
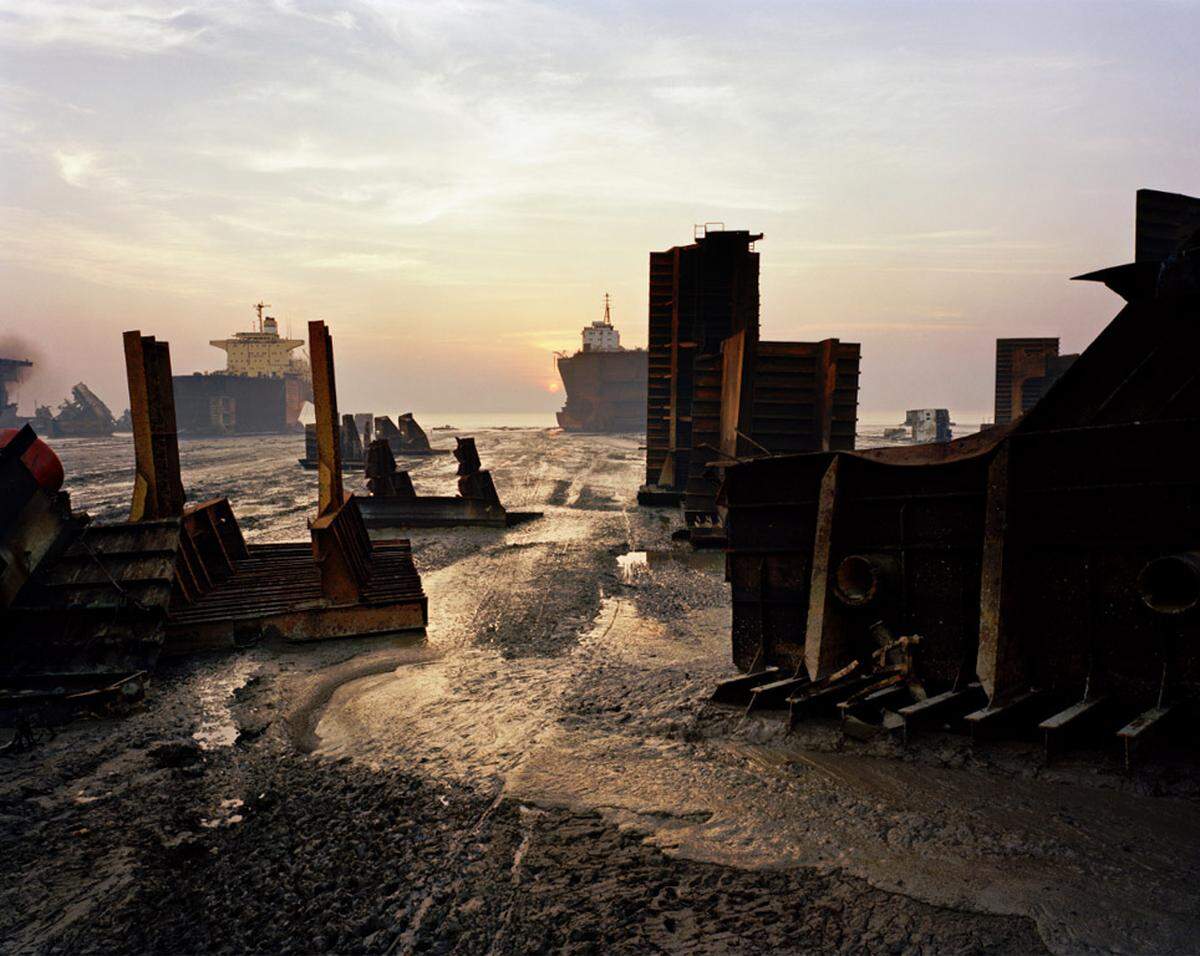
[[301, 411, 447, 471], [358, 435, 542, 531], [0, 323, 427, 705], [715, 190, 1200, 762]]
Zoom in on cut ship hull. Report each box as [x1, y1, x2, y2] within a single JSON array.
[[556, 348, 647, 432]]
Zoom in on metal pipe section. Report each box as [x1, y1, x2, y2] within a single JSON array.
[[1138, 552, 1200, 615], [833, 554, 895, 609]]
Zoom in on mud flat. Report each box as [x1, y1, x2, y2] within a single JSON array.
[[1, 428, 1196, 953]]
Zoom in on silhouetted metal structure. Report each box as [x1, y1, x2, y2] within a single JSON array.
[[359, 435, 541, 530], [641, 228, 763, 505], [300, 411, 446, 471], [638, 227, 861, 547], [1, 324, 426, 708], [993, 338, 1077, 425], [715, 190, 1200, 763]]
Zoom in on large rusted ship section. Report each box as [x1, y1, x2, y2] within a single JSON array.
[[639, 227, 861, 534], [1, 322, 425, 711], [682, 332, 860, 535], [555, 349, 647, 432], [717, 189, 1200, 762], [641, 229, 763, 503]]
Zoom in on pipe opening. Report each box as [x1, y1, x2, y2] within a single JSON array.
[[833, 555, 880, 608], [1138, 553, 1200, 615]]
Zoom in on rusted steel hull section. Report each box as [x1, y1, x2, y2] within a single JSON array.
[[638, 229, 861, 519], [682, 334, 861, 529], [718, 197, 1200, 756], [640, 229, 762, 503]]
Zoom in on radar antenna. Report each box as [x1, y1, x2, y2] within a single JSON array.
[[253, 301, 272, 332]]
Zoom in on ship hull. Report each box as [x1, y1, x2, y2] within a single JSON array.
[[556, 349, 647, 432], [173, 373, 307, 436]]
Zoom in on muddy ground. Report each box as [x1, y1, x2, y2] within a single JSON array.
[[2, 428, 1198, 954]]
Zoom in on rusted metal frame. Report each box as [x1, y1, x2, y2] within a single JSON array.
[[1036, 554, 1113, 759], [898, 683, 987, 742], [964, 690, 1059, 740], [310, 499, 372, 605], [975, 441, 1027, 708], [837, 674, 908, 717], [1115, 610, 1192, 768], [207, 499, 248, 561], [123, 331, 185, 522], [718, 330, 751, 460], [1040, 696, 1115, 760], [182, 506, 234, 581], [812, 338, 839, 452], [804, 456, 850, 680], [173, 533, 206, 605], [743, 555, 767, 667], [710, 666, 782, 705], [746, 673, 811, 712], [165, 600, 427, 655], [43, 576, 180, 593], [308, 321, 343, 518], [788, 671, 881, 727], [659, 247, 687, 490]]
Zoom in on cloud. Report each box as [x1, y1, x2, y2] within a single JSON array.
[[1, 0, 1198, 416], [305, 252, 424, 272], [0, 2, 218, 54], [53, 149, 95, 186]]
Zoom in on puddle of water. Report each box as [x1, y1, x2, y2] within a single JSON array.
[[617, 549, 725, 583], [192, 659, 259, 750]]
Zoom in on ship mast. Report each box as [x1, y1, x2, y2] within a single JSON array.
[[602, 292, 612, 327], [253, 301, 272, 333]]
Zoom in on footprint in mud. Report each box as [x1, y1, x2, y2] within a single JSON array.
[[546, 479, 572, 506]]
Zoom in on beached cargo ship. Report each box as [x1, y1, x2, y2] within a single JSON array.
[[555, 296, 647, 432], [173, 304, 312, 436]]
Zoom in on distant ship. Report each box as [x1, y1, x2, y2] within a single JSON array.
[[173, 303, 313, 436], [555, 295, 647, 432]]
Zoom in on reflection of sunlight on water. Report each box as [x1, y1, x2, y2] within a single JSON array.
[[617, 549, 725, 583], [193, 659, 259, 750]]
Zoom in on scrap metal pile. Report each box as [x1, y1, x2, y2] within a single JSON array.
[[35, 383, 117, 438], [359, 435, 541, 530], [637, 227, 861, 548], [1, 362, 116, 437], [301, 411, 446, 470], [0, 322, 426, 719], [713, 189, 1200, 764]]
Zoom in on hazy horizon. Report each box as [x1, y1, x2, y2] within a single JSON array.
[[3, 1, 1198, 424]]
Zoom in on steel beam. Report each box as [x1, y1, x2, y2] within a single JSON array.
[[308, 321, 343, 518], [976, 441, 1025, 706], [804, 456, 846, 679], [123, 331, 185, 522]]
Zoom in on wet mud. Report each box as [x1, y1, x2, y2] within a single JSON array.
[[1, 428, 1196, 953]]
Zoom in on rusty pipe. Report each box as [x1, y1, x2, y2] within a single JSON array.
[[832, 554, 897, 609], [1138, 551, 1200, 615]]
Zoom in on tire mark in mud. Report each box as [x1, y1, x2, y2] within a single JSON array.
[[285, 645, 439, 753]]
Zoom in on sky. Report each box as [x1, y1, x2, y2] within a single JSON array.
[[1, 0, 1198, 423]]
